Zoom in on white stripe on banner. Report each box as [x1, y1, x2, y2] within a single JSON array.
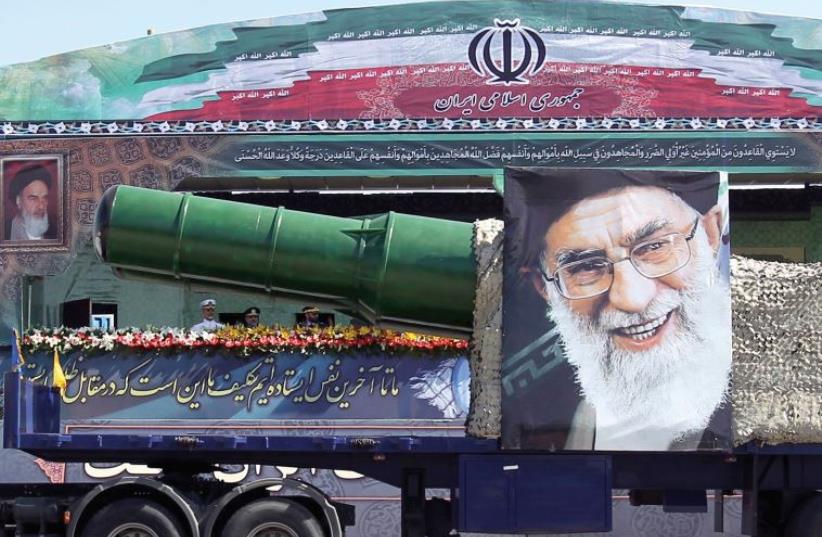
[[138, 33, 822, 113]]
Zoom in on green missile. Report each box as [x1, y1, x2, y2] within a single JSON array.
[[94, 186, 476, 334]]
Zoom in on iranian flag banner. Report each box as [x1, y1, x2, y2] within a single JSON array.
[[0, 0, 820, 124]]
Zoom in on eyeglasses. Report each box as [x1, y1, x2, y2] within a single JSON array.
[[540, 217, 699, 300]]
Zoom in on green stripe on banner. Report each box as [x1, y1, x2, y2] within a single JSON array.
[[136, 0, 821, 83]]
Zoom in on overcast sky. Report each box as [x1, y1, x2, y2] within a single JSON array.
[[1, 0, 820, 66]]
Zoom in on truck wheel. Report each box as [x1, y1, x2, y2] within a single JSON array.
[[785, 493, 822, 537], [221, 498, 324, 537], [80, 498, 186, 537]]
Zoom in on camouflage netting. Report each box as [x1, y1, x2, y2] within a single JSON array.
[[731, 256, 822, 445], [466, 219, 504, 438], [468, 221, 822, 445]]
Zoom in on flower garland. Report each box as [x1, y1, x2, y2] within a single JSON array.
[[21, 325, 469, 357]]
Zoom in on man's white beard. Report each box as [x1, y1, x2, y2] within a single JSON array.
[[22, 211, 49, 239], [547, 232, 731, 449]]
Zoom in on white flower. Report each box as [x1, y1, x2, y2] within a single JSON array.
[[185, 122, 196, 132], [290, 120, 301, 130], [237, 121, 249, 131], [655, 119, 666, 129], [107, 122, 119, 133], [629, 119, 641, 128], [2, 123, 14, 135], [416, 119, 427, 129], [689, 118, 703, 130], [716, 119, 728, 129], [389, 118, 402, 130], [769, 118, 781, 129], [316, 120, 329, 130], [522, 119, 534, 129], [364, 120, 375, 130], [27, 123, 39, 134], [470, 119, 483, 129], [159, 121, 171, 133], [601, 118, 614, 129], [796, 118, 809, 129], [336, 120, 348, 130], [264, 120, 276, 131], [80, 122, 92, 133], [575, 118, 587, 129], [54, 122, 66, 134], [133, 123, 144, 133], [441, 118, 454, 130], [210, 121, 224, 132], [743, 118, 756, 129], [548, 119, 560, 129], [102, 333, 116, 347], [495, 119, 508, 129]]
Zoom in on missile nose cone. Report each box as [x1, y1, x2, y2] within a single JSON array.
[[94, 185, 118, 262]]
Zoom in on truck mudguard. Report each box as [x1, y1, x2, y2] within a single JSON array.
[[202, 477, 344, 537], [65, 477, 200, 537]]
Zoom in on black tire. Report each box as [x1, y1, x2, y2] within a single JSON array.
[[80, 497, 186, 537], [785, 493, 822, 537], [221, 498, 324, 537]]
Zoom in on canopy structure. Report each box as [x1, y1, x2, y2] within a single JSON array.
[[0, 0, 820, 135]]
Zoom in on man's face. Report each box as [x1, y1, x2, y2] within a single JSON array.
[[244, 312, 259, 327], [17, 179, 50, 219], [202, 305, 216, 320], [543, 186, 703, 353], [306, 311, 319, 323], [539, 186, 731, 443]]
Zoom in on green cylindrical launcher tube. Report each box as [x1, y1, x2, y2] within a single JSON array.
[[94, 186, 476, 333]]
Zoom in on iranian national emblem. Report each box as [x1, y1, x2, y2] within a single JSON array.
[[468, 19, 546, 86]]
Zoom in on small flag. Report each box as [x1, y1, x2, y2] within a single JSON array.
[[11, 329, 26, 371], [52, 348, 67, 395]]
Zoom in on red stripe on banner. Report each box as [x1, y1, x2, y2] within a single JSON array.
[[149, 62, 821, 121]]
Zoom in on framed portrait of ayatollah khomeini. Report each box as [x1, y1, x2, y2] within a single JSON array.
[[502, 168, 731, 452], [1, 155, 66, 251]]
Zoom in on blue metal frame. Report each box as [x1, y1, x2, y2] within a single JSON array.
[[458, 453, 612, 533], [7, 372, 822, 496]]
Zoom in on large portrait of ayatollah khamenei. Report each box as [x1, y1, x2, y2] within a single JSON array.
[[502, 168, 731, 452]]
